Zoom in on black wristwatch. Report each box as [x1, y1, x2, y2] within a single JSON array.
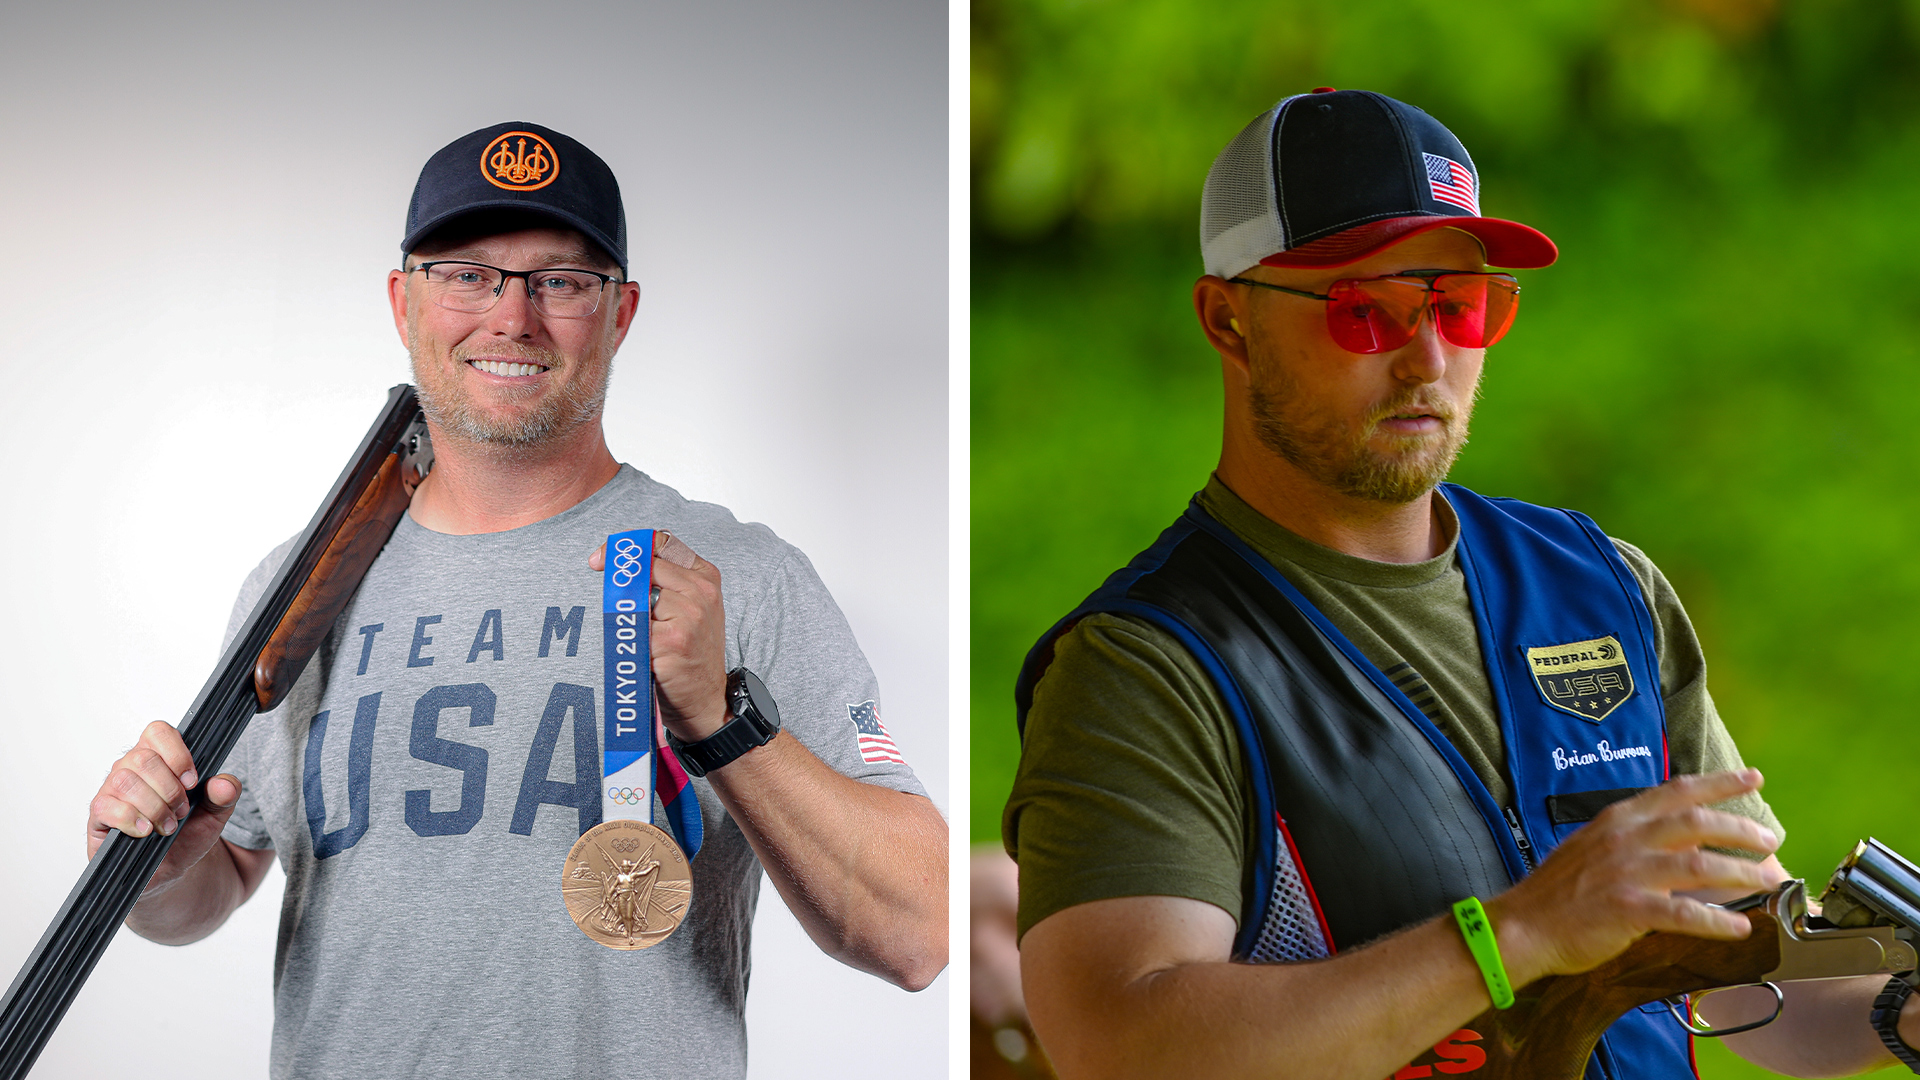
[[1872, 975, 1920, 1074], [666, 668, 782, 778]]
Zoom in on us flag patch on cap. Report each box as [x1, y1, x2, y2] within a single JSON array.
[[848, 700, 904, 764], [1423, 152, 1479, 214]]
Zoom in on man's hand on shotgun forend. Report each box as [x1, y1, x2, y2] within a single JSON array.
[[86, 720, 243, 894], [1487, 769, 1782, 986]]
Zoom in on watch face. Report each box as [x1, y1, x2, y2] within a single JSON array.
[[732, 668, 782, 734]]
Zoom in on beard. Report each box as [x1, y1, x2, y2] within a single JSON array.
[[409, 336, 613, 449], [1249, 363, 1476, 505]]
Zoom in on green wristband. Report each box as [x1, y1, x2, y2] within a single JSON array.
[[1451, 896, 1515, 1010]]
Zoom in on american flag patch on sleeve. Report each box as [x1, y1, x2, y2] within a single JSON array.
[[1422, 152, 1480, 215], [847, 700, 905, 765]]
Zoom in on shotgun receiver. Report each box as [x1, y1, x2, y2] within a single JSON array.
[[1394, 838, 1920, 1079], [0, 385, 432, 1080]]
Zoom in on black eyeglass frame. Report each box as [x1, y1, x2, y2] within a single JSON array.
[[1226, 269, 1519, 303], [406, 260, 628, 318]]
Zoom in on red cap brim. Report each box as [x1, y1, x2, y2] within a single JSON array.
[[1258, 215, 1557, 270]]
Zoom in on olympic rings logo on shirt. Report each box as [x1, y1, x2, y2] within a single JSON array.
[[610, 536, 646, 587], [606, 786, 648, 806]]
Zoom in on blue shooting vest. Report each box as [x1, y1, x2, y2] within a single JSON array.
[[1015, 484, 1689, 1080]]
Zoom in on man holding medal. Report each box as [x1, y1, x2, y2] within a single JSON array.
[[81, 122, 946, 1077], [1004, 89, 1920, 1078]]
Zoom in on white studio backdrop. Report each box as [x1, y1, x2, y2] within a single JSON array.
[[0, 2, 948, 1078]]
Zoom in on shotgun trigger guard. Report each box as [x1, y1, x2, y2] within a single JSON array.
[[1661, 871, 1920, 1038], [398, 408, 434, 494], [1664, 982, 1784, 1037]]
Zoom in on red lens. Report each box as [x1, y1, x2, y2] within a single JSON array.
[[1323, 278, 1428, 354], [1322, 273, 1520, 353], [1432, 274, 1519, 349]]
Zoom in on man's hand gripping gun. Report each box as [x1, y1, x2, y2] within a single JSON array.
[[0, 385, 432, 1080], [1411, 838, 1920, 1079]]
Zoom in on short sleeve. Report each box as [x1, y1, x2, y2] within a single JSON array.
[[220, 738, 273, 850], [215, 541, 293, 853], [735, 545, 928, 799], [1611, 538, 1785, 851], [1004, 613, 1250, 940]]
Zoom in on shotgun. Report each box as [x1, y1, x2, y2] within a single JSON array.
[[0, 384, 432, 1080], [1394, 838, 1920, 1079]]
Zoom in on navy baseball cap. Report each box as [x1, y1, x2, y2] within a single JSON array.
[[1200, 89, 1556, 277], [403, 121, 627, 274]]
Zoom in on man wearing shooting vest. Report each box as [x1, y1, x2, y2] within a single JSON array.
[[80, 122, 946, 1078], [1005, 89, 1920, 1078]]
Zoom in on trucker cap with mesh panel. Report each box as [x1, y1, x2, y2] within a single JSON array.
[[1200, 89, 1557, 279]]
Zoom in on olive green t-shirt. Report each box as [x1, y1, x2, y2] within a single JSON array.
[[1003, 478, 1781, 940]]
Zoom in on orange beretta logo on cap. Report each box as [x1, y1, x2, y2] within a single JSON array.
[[481, 131, 560, 191]]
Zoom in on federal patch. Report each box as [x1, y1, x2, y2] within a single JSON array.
[[1526, 636, 1634, 723], [480, 130, 559, 191]]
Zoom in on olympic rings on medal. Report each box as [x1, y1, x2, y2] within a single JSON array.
[[610, 536, 646, 588], [606, 786, 648, 806]]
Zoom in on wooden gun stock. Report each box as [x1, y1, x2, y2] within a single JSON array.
[[1400, 864, 1920, 1080], [0, 385, 430, 1080], [1424, 910, 1780, 1080], [254, 447, 417, 710]]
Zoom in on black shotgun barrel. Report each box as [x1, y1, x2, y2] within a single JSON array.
[[1823, 837, 1920, 931], [0, 385, 424, 1080]]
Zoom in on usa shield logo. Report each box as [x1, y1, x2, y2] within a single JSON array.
[[1526, 636, 1634, 723]]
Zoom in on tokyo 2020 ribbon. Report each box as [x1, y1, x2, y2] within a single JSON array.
[[557, 529, 696, 949]]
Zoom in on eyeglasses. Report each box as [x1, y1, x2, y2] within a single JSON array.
[[408, 261, 623, 319], [1229, 270, 1520, 354]]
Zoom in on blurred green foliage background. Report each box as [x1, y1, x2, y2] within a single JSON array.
[[973, 2, 1920, 1074]]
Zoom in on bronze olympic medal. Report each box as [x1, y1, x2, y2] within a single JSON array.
[[560, 819, 692, 950]]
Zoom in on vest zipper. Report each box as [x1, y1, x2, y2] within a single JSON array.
[[1502, 805, 1537, 872]]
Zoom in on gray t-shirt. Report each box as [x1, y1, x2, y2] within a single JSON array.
[[219, 465, 926, 1080]]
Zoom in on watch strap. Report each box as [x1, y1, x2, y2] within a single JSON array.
[[669, 669, 779, 778], [1872, 975, 1920, 1074], [672, 715, 765, 778]]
